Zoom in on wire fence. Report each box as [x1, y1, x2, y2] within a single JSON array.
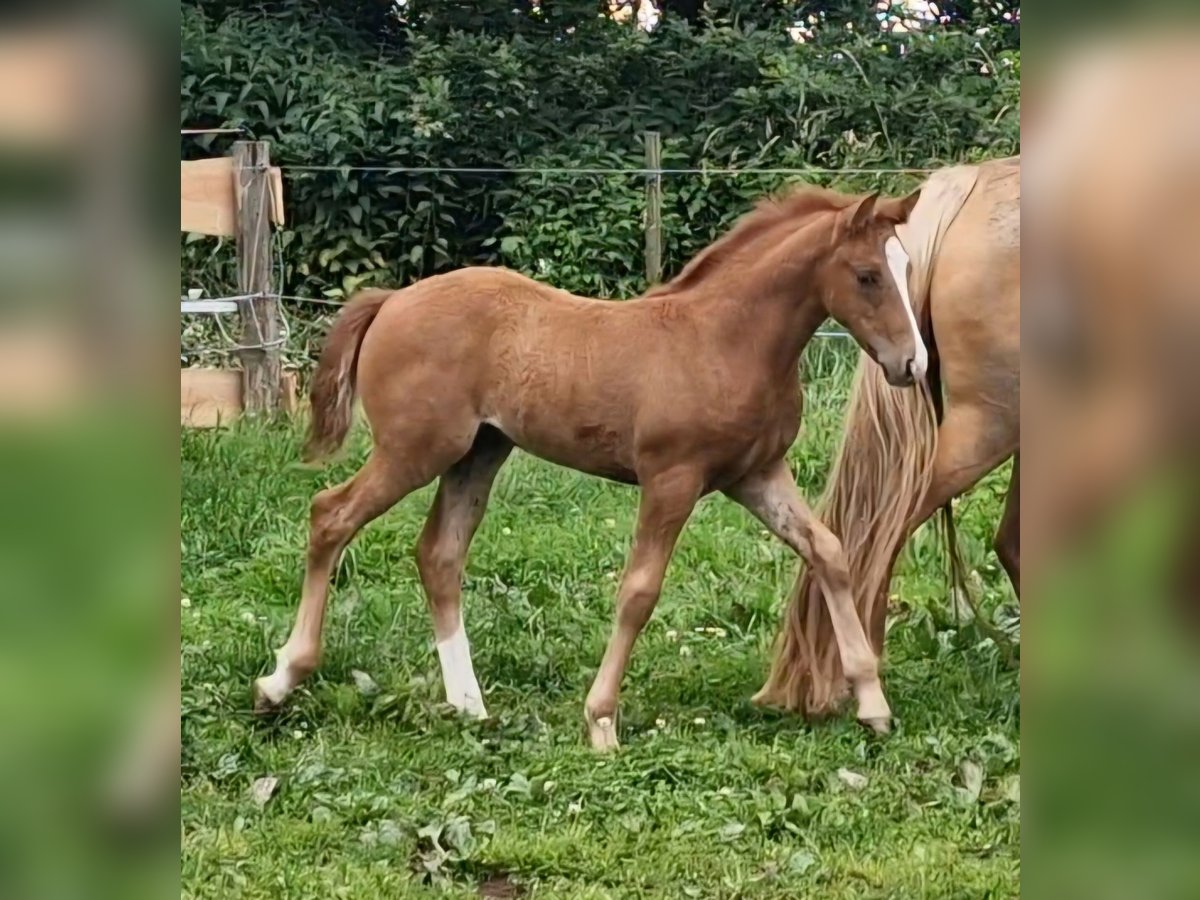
[[179, 154, 924, 364], [183, 130, 941, 177]]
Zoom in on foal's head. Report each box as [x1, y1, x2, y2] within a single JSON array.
[[817, 191, 926, 386]]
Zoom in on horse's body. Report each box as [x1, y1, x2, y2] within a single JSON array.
[[757, 158, 1020, 716], [254, 185, 928, 748], [355, 267, 805, 488], [1022, 37, 1200, 580]]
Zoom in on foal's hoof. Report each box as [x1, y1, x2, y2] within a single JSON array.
[[456, 694, 489, 721], [252, 679, 285, 717], [858, 715, 892, 736], [587, 715, 620, 752]]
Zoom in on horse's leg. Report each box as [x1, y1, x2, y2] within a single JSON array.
[[585, 466, 703, 751], [253, 454, 419, 712], [253, 417, 476, 713], [867, 405, 1017, 651], [727, 459, 891, 732], [994, 455, 1020, 599], [416, 428, 513, 718]]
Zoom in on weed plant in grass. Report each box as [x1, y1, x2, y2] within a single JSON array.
[[182, 343, 1018, 898]]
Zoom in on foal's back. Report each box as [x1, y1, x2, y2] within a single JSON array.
[[360, 265, 661, 363]]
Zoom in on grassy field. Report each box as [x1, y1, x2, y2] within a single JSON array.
[[181, 346, 1019, 898]]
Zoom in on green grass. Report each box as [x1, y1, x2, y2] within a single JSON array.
[[181, 346, 1019, 898]]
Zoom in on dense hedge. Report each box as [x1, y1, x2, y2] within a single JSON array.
[[181, 2, 1018, 359]]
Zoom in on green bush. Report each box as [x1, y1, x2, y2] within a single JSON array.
[[180, 3, 1019, 360]]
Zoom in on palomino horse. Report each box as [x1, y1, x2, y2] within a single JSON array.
[[1022, 37, 1200, 581], [253, 186, 927, 749], [756, 157, 1020, 717]]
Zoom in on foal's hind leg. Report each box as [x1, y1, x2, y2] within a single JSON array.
[[254, 454, 427, 712], [728, 460, 891, 731], [416, 428, 512, 718], [251, 424, 475, 714]]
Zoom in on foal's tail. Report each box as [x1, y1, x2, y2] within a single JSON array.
[[754, 351, 942, 716], [302, 288, 393, 464]]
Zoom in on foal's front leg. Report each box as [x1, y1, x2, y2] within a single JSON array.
[[585, 467, 703, 751], [727, 460, 892, 731]]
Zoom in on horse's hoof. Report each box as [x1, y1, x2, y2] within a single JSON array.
[[858, 715, 892, 735], [252, 679, 284, 717], [457, 694, 489, 720], [750, 687, 777, 708], [587, 714, 620, 752]]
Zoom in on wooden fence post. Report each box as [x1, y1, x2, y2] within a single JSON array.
[[643, 130, 663, 286], [233, 140, 281, 416]]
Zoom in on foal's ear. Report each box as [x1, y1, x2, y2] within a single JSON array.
[[876, 188, 922, 224], [842, 191, 880, 233]]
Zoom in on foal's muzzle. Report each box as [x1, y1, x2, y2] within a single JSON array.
[[881, 353, 919, 387]]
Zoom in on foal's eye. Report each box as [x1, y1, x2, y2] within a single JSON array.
[[856, 269, 880, 288]]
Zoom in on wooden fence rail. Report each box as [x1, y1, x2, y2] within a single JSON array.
[[181, 139, 290, 426]]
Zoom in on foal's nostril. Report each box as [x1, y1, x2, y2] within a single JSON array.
[[904, 358, 917, 380]]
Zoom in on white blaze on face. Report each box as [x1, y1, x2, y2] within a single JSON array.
[[437, 622, 488, 719], [884, 234, 928, 380]]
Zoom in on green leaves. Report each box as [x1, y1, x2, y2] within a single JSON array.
[[718, 821, 747, 842], [181, 4, 1018, 359]]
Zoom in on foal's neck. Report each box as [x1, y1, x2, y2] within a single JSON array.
[[688, 218, 832, 375]]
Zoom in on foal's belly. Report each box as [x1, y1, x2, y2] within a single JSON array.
[[483, 411, 640, 485], [484, 404, 798, 491]]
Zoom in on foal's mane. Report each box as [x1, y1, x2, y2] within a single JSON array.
[[648, 186, 855, 296]]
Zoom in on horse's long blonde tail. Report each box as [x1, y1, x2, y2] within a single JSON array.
[[754, 354, 940, 716]]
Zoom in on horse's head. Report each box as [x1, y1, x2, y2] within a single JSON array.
[[817, 190, 926, 386]]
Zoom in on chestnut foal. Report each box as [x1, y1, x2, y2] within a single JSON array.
[[254, 186, 924, 749]]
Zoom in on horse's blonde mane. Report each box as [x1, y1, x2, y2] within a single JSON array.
[[648, 186, 856, 296]]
